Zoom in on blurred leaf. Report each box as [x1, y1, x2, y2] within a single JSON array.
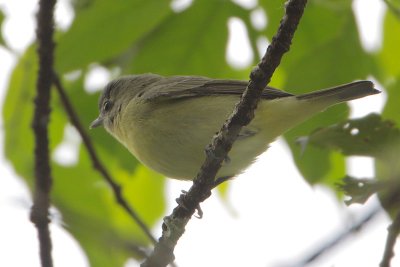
[[279, 2, 375, 186], [285, 104, 349, 184], [372, 9, 400, 216], [109, 165, 165, 233], [261, 0, 351, 61], [127, 0, 245, 78], [306, 114, 400, 214], [0, 8, 6, 47], [283, 8, 373, 89], [51, 79, 165, 265], [52, 153, 165, 266], [305, 113, 400, 215], [53, 161, 130, 267], [3, 47, 165, 266], [372, 113, 400, 206], [379, 9, 400, 77], [306, 114, 400, 161], [385, 0, 400, 10], [378, 11, 400, 128], [3, 47, 36, 185], [337, 176, 383, 205], [324, 150, 347, 189], [55, 0, 170, 72], [383, 77, 400, 127], [3, 46, 66, 187]]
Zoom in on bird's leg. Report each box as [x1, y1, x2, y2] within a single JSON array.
[[175, 176, 233, 219], [176, 190, 204, 219]]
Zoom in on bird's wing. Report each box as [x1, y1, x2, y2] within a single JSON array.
[[140, 75, 293, 101]]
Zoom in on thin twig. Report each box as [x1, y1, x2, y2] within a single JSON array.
[[30, 0, 56, 266], [380, 212, 400, 267], [294, 179, 400, 266], [141, 1, 308, 266], [291, 206, 381, 267], [52, 73, 157, 245]]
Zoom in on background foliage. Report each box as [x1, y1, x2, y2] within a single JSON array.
[[2, 0, 400, 266]]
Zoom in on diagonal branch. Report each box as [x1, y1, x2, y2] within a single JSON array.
[[379, 181, 400, 267], [296, 178, 400, 266], [380, 212, 400, 267], [294, 206, 381, 266], [31, 0, 57, 266], [141, 1, 308, 266], [52, 73, 157, 245]]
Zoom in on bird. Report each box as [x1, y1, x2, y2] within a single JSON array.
[[90, 73, 380, 181]]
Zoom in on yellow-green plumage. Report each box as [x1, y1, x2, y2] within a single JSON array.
[[91, 74, 379, 180]]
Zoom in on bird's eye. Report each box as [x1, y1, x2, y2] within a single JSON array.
[[103, 100, 112, 112]]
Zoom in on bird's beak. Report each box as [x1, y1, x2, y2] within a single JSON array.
[[90, 117, 104, 129]]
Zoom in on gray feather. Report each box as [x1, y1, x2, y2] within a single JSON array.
[[296, 81, 380, 103], [136, 74, 293, 101]]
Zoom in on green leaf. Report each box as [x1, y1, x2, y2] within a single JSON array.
[[52, 153, 165, 267], [382, 77, 400, 127], [2, 46, 66, 187], [279, 3, 375, 186], [261, 0, 351, 61], [306, 114, 400, 161], [3, 47, 36, 184], [3, 46, 166, 266], [306, 114, 400, 214], [0, 8, 6, 47], [305, 114, 400, 214], [50, 77, 166, 265], [283, 101, 349, 184], [126, 0, 245, 78], [379, 11, 400, 77], [337, 176, 383, 205], [53, 163, 129, 267], [378, 12, 400, 128], [283, 12, 373, 89], [55, 0, 170, 72], [110, 165, 165, 233]]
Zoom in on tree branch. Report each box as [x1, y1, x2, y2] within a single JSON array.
[[380, 212, 400, 267], [141, 1, 308, 266], [52, 74, 157, 245], [31, 0, 56, 266], [378, 180, 400, 267], [292, 206, 380, 266], [295, 179, 400, 266]]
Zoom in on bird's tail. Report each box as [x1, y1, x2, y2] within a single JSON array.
[[296, 81, 380, 103]]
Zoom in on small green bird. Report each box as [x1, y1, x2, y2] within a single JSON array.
[[91, 74, 379, 180]]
